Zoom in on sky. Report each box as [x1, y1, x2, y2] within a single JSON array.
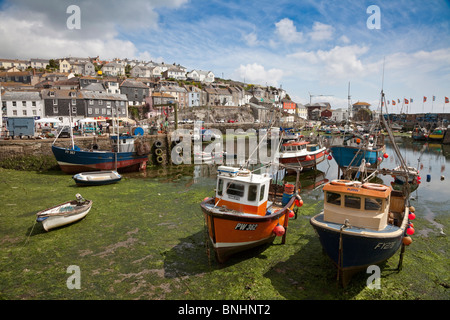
[[0, 0, 449, 113]]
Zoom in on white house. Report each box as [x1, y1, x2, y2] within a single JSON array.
[[102, 62, 125, 77], [297, 104, 307, 119], [186, 70, 215, 83], [130, 65, 152, 78], [330, 108, 349, 122], [162, 65, 187, 80], [1, 91, 44, 118]]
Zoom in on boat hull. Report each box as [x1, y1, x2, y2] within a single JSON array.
[[36, 199, 93, 231], [330, 145, 384, 168], [52, 145, 148, 174], [72, 171, 122, 186], [201, 197, 296, 263], [279, 148, 326, 169], [310, 211, 408, 283]]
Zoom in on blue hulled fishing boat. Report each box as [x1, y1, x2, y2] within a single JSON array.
[[52, 134, 149, 174]]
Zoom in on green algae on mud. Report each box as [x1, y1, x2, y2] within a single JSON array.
[[0, 166, 448, 300]]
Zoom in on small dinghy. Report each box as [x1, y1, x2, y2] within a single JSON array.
[[72, 170, 122, 186], [36, 194, 93, 231]]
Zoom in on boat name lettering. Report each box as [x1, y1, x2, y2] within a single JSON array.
[[65, 150, 76, 155], [235, 223, 258, 231], [346, 188, 359, 192], [374, 242, 396, 250], [228, 195, 240, 200]]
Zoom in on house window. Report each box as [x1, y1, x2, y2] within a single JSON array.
[[53, 99, 58, 105], [95, 108, 99, 114], [32, 110, 36, 116], [22, 101, 26, 106], [22, 110, 27, 116], [88, 108, 93, 114], [71, 99, 76, 105], [53, 106, 58, 114], [72, 107, 77, 114], [102, 108, 106, 115], [12, 101, 17, 107], [99, 100, 103, 105], [89, 100, 94, 105], [13, 110, 17, 116], [32, 101, 36, 107]]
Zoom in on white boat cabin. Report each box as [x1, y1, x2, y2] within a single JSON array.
[[111, 135, 136, 153], [322, 181, 393, 231], [215, 166, 271, 216]]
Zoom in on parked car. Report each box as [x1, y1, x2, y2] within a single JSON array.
[[59, 127, 71, 138]]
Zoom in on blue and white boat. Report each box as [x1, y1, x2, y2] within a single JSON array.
[[72, 170, 122, 186], [329, 142, 385, 169], [310, 180, 410, 286], [52, 134, 149, 174]]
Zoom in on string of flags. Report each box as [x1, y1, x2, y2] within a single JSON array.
[[384, 96, 449, 105]]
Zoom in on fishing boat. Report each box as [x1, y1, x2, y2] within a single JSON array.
[[36, 194, 93, 231], [329, 135, 385, 169], [411, 126, 428, 141], [72, 170, 122, 186], [428, 127, 446, 141], [391, 165, 420, 185], [52, 134, 150, 174], [310, 180, 410, 286], [279, 140, 326, 170], [201, 165, 302, 263]]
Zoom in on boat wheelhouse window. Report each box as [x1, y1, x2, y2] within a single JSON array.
[[217, 179, 223, 196], [248, 185, 257, 202], [226, 183, 245, 198], [260, 184, 265, 201], [365, 198, 383, 211], [326, 192, 341, 206], [345, 195, 361, 209]]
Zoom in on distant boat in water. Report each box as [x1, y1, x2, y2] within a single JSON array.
[[411, 126, 428, 141], [428, 127, 446, 141]]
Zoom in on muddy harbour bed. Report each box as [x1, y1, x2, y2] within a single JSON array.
[[0, 146, 449, 302]]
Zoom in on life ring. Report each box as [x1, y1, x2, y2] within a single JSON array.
[[156, 155, 164, 164], [362, 183, 389, 191], [154, 140, 163, 148], [155, 148, 163, 156], [330, 179, 353, 186]]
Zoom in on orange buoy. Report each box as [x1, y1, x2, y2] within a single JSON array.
[[406, 227, 415, 235], [403, 236, 413, 246], [409, 212, 416, 220], [273, 224, 285, 236], [288, 209, 295, 218]]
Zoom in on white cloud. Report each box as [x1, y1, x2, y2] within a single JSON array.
[[288, 45, 370, 82], [0, 0, 188, 59], [234, 63, 284, 87], [243, 32, 260, 47], [309, 22, 334, 41], [274, 18, 303, 44]]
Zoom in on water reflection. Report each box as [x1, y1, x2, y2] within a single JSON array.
[[126, 135, 449, 217]]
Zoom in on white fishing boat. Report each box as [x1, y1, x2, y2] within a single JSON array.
[[36, 194, 93, 231]]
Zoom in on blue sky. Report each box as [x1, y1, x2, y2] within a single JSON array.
[[0, 0, 449, 113]]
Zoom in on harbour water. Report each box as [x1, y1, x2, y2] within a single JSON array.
[[0, 135, 448, 301]]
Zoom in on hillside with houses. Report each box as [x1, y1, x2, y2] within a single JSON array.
[[1, 56, 314, 132]]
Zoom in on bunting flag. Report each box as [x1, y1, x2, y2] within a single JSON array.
[[392, 100, 396, 105], [433, 96, 436, 101], [410, 98, 413, 103], [387, 100, 390, 105], [446, 97, 449, 103], [423, 96, 427, 102], [398, 99, 400, 103], [404, 99, 409, 104]]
